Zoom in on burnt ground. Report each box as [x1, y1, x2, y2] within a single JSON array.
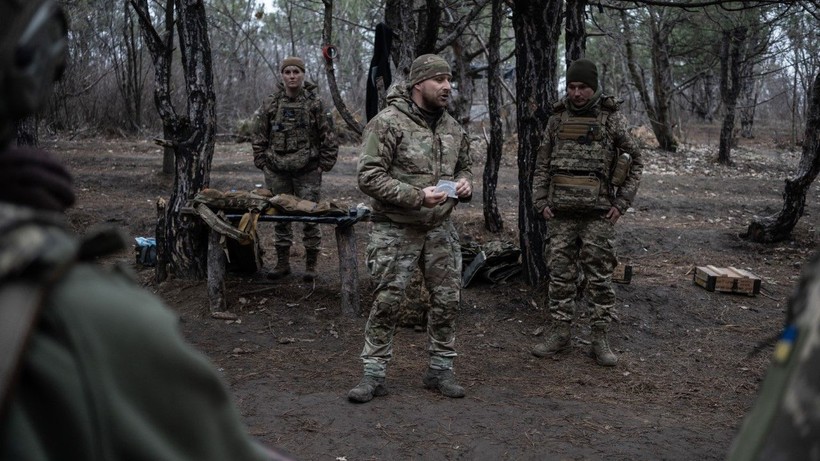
[[54, 133, 818, 460]]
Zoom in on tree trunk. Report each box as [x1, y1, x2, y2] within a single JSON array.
[[450, 37, 474, 125], [414, 0, 441, 56], [132, 0, 216, 279], [647, 9, 677, 152], [385, 0, 418, 79], [15, 116, 38, 147], [565, 0, 587, 66], [167, 0, 216, 279], [321, 0, 363, 135], [622, 9, 677, 152], [744, 72, 820, 243], [718, 26, 747, 165], [483, 0, 504, 233], [510, 0, 562, 285], [739, 78, 759, 139]]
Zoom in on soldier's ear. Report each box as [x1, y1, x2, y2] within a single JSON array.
[[0, 0, 68, 120]]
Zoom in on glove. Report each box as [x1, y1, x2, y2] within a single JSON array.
[[0, 147, 75, 212]]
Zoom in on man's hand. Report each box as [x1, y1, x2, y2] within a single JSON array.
[[542, 206, 554, 220], [422, 186, 448, 208], [455, 178, 472, 199], [605, 206, 621, 224]]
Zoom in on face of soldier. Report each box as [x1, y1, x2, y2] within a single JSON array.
[[414, 75, 452, 111], [567, 82, 595, 107], [281, 66, 305, 93]]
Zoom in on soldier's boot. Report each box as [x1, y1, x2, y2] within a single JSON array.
[[303, 248, 319, 282], [266, 247, 291, 280], [531, 322, 571, 357], [423, 368, 465, 398], [591, 327, 618, 367], [347, 375, 388, 403]]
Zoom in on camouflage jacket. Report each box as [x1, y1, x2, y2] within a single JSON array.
[[532, 95, 643, 215], [251, 81, 338, 173], [0, 203, 277, 461], [357, 84, 473, 228]]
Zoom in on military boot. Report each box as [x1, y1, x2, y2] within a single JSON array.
[[347, 375, 388, 403], [266, 247, 291, 280], [303, 248, 319, 281], [532, 322, 571, 357], [591, 327, 618, 367], [423, 368, 465, 398]]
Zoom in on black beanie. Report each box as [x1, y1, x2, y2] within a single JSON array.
[[566, 58, 598, 91]]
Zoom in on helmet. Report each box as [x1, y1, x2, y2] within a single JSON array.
[[0, 0, 67, 126]]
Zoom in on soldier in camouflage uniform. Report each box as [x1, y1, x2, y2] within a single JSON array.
[[531, 58, 643, 367], [0, 2, 290, 459], [348, 54, 473, 403], [251, 57, 338, 281]]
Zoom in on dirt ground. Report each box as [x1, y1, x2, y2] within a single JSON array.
[[53, 131, 817, 460]]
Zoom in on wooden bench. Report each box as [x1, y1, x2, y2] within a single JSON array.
[[205, 207, 370, 316]]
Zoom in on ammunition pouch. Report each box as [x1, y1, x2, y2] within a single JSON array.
[[610, 152, 632, 187], [268, 147, 317, 173], [548, 173, 600, 211]]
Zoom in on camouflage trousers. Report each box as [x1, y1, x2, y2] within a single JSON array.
[[360, 220, 462, 377], [545, 214, 617, 329], [263, 167, 322, 250]]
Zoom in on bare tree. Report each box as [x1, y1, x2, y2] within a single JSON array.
[[131, 0, 217, 279], [321, 0, 363, 135], [510, 0, 563, 285], [620, 6, 678, 152], [385, 0, 419, 79], [718, 25, 747, 165], [483, 0, 505, 233], [565, 0, 587, 65], [743, 71, 820, 242]]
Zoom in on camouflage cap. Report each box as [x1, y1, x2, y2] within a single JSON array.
[[407, 54, 451, 88]]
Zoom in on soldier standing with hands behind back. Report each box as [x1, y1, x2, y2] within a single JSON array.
[[251, 57, 338, 282], [531, 58, 643, 367], [348, 54, 473, 403]]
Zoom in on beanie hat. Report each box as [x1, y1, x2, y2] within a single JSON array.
[[280, 56, 305, 73], [566, 58, 598, 91], [407, 54, 451, 88]]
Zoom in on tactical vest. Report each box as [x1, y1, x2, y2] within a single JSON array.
[[548, 107, 614, 211], [267, 94, 318, 172]]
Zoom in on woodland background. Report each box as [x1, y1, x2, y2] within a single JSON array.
[[27, 0, 820, 284]]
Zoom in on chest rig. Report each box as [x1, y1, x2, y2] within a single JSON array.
[[269, 95, 314, 155], [547, 107, 613, 211]]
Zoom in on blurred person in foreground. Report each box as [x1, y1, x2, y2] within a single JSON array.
[[0, 1, 291, 459], [348, 54, 473, 403]]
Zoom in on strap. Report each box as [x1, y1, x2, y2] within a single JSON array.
[[0, 282, 44, 421], [194, 203, 254, 245], [0, 256, 75, 423]]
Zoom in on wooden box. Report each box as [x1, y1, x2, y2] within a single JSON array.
[[613, 264, 633, 284], [693, 265, 761, 296]]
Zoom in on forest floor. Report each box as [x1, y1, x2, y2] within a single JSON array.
[[55, 130, 818, 461]]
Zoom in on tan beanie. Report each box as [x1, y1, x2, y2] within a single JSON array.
[[280, 56, 305, 73], [407, 54, 451, 88]]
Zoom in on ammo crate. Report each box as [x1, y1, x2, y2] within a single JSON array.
[[693, 265, 761, 296]]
